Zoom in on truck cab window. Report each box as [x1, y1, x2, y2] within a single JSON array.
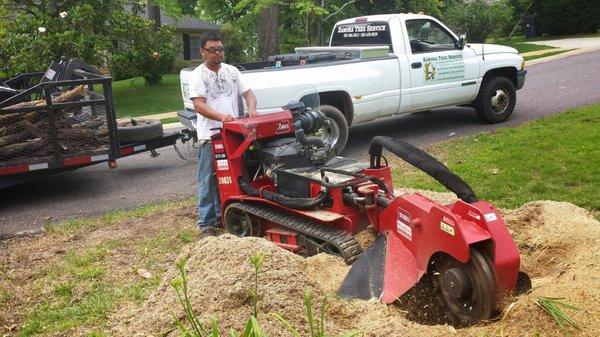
[[330, 21, 393, 53], [405, 19, 456, 54]]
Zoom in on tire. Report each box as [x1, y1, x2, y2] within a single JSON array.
[[474, 77, 516, 124], [117, 118, 163, 144], [315, 105, 349, 154]]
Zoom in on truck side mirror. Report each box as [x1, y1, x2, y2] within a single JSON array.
[[456, 35, 466, 50]]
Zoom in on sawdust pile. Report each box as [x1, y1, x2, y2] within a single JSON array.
[[118, 201, 600, 336]]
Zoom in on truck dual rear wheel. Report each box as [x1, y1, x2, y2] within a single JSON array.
[[315, 105, 348, 154], [474, 77, 516, 124]]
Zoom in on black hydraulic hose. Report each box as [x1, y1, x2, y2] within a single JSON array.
[[368, 136, 478, 203], [295, 128, 325, 148], [239, 180, 329, 210]]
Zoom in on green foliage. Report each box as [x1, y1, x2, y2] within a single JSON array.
[[220, 24, 250, 64], [442, 0, 514, 42], [270, 288, 360, 337], [533, 0, 600, 36], [250, 253, 264, 318], [533, 297, 581, 335], [0, 0, 178, 83], [108, 22, 178, 84]]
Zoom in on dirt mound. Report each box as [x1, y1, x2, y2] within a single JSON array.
[[118, 201, 600, 336]]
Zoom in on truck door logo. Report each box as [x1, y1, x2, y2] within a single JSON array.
[[276, 121, 291, 134], [424, 62, 437, 81]]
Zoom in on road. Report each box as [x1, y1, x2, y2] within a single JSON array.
[[1, 50, 599, 238]]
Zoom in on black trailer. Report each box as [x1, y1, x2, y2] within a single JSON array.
[[0, 59, 181, 188]]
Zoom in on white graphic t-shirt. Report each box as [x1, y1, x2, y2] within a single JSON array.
[[188, 63, 249, 140]]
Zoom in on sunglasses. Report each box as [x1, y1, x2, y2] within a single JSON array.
[[203, 46, 225, 54]]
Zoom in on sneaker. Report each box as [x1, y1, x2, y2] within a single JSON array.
[[199, 227, 216, 238]]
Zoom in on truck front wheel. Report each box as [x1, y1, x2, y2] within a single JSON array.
[[316, 105, 349, 154], [474, 77, 516, 124]]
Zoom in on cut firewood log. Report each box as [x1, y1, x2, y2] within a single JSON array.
[[0, 85, 88, 125], [0, 138, 47, 158], [0, 130, 30, 147]]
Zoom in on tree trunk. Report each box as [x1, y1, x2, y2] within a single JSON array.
[[258, 4, 279, 61], [147, 1, 161, 33]]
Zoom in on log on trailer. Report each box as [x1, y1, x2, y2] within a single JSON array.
[[0, 85, 113, 166]]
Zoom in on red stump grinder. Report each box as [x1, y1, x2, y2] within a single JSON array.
[[211, 101, 521, 323]]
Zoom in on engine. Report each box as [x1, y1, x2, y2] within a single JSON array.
[[255, 101, 333, 172], [252, 102, 336, 198]]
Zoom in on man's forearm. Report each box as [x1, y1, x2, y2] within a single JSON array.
[[243, 90, 258, 116], [192, 98, 230, 122], [245, 90, 257, 111]]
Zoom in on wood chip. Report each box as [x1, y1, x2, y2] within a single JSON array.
[[136, 268, 152, 279]]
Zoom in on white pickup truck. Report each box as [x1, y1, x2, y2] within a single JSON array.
[[179, 13, 526, 153]]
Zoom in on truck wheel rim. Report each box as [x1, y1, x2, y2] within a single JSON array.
[[490, 89, 509, 114], [317, 117, 340, 149]]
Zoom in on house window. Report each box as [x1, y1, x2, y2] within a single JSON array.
[[190, 36, 202, 59]]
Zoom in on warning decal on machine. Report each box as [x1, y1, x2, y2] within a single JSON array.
[[484, 212, 498, 222], [216, 159, 229, 171], [440, 221, 455, 236], [396, 207, 413, 241]]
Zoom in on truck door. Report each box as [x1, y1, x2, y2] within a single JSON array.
[[404, 19, 479, 111]]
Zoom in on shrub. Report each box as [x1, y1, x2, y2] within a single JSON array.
[[533, 0, 600, 36], [107, 21, 178, 84], [0, 0, 177, 84], [442, 0, 514, 42]]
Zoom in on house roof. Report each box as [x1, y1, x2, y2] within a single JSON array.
[[132, 4, 219, 32], [161, 13, 219, 31]]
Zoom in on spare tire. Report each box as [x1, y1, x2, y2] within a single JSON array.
[[117, 118, 163, 144]]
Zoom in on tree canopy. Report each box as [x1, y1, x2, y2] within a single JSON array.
[[4, 0, 589, 81]]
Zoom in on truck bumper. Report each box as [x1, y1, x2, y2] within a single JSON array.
[[177, 109, 197, 131], [516, 70, 527, 90]]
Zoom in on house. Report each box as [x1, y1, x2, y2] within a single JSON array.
[[139, 6, 219, 67], [162, 14, 219, 66]]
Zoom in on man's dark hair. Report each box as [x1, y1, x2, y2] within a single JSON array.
[[200, 31, 222, 48]]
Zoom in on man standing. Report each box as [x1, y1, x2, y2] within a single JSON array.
[[188, 31, 258, 237]]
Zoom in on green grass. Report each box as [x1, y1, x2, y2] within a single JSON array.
[[524, 49, 576, 61], [392, 103, 600, 214], [12, 198, 198, 335], [160, 116, 180, 125], [20, 243, 122, 336], [490, 38, 556, 54], [534, 297, 581, 335], [44, 198, 196, 236], [111, 74, 182, 118], [506, 32, 600, 42]]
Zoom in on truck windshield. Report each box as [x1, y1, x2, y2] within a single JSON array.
[[330, 21, 392, 51]]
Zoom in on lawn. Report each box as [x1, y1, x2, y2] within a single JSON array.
[[490, 36, 556, 54], [111, 74, 182, 118], [523, 49, 576, 61], [390, 103, 600, 216]]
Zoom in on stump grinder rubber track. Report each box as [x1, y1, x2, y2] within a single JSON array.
[[224, 202, 363, 264]]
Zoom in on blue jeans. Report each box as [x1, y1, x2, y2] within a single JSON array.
[[197, 141, 221, 229]]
